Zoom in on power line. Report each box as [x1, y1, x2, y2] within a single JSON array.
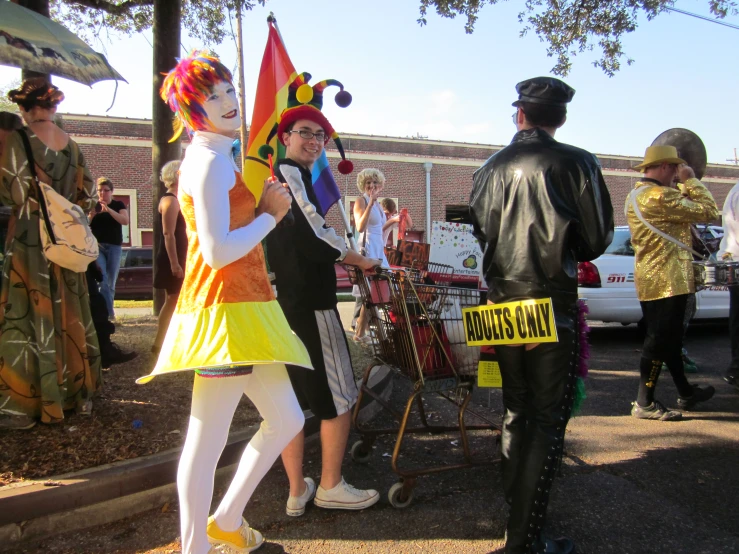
[[666, 7, 739, 31]]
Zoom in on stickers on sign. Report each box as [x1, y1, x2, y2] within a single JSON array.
[[478, 360, 503, 388]]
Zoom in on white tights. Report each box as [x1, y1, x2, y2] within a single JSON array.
[[177, 364, 304, 554]]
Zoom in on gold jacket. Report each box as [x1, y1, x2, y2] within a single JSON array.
[[626, 178, 719, 301]]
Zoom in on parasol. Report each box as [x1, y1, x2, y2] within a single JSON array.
[[0, 0, 126, 86]]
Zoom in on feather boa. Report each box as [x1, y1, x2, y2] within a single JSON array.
[[572, 299, 590, 415]]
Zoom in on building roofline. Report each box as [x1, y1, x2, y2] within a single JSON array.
[[59, 113, 739, 170]]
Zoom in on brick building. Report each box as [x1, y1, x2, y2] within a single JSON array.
[[63, 114, 739, 247]]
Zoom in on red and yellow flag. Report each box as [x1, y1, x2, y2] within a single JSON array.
[[243, 19, 297, 201]]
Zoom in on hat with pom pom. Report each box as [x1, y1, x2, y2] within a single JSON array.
[[258, 72, 354, 174]]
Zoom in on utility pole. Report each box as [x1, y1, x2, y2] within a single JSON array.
[[727, 148, 738, 165], [151, 0, 182, 314]]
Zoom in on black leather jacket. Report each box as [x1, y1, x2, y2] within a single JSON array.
[[469, 128, 614, 321]]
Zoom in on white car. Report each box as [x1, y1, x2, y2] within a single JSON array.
[[578, 226, 729, 324]]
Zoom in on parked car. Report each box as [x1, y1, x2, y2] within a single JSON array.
[[115, 246, 353, 299], [116, 246, 153, 300], [578, 226, 729, 324]]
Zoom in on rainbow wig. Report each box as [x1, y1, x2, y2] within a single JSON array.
[[160, 50, 233, 142]]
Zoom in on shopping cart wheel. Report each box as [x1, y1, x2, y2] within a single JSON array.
[[388, 481, 414, 509], [350, 440, 372, 464]]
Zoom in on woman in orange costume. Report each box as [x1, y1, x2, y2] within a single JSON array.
[[139, 51, 312, 554]]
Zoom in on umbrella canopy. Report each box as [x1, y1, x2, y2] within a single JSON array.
[[0, 0, 126, 86]]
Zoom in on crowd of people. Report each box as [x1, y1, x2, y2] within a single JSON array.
[[0, 56, 736, 554]]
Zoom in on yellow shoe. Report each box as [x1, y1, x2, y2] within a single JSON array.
[[206, 516, 264, 553]]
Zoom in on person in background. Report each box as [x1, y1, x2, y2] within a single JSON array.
[[86, 261, 137, 370], [627, 146, 719, 422], [380, 197, 413, 247], [89, 177, 129, 320], [0, 78, 101, 429], [152, 160, 187, 357], [719, 180, 739, 392], [352, 168, 390, 344]]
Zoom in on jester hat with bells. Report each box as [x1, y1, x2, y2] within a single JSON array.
[[258, 72, 354, 174]]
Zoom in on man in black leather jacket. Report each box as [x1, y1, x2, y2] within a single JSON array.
[[469, 77, 614, 554]]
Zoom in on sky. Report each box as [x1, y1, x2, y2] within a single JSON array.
[[2, 0, 738, 163]]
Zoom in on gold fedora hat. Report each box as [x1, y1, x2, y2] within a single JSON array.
[[632, 145, 686, 171]]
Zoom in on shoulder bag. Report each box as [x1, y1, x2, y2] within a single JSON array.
[[18, 129, 99, 272]]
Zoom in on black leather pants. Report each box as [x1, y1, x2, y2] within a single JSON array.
[[496, 317, 578, 554]]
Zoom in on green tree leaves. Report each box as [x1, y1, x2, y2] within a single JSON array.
[[419, 0, 737, 76], [49, 1, 265, 46]]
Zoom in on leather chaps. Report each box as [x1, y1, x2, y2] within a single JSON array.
[[495, 305, 579, 554]]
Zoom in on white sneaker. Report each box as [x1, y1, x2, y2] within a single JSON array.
[[286, 477, 316, 517], [314, 477, 380, 510]]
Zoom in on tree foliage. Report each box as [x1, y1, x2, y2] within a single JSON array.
[[49, 0, 265, 47], [0, 81, 21, 113], [418, 0, 738, 76]]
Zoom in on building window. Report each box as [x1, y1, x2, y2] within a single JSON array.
[[445, 204, 473, 225]]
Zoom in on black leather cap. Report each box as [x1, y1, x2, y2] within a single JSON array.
[[512, 77, 575, 107]]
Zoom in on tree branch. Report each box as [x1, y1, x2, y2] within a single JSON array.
[[68, 0, 153, 16]]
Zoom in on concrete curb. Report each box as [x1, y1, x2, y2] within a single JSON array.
[[0, 364, 392, 550]]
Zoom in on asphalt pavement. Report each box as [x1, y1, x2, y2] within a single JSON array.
[[16, 319, 739, 554]]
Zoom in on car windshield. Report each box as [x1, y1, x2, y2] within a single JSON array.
[[604, 228, 634, 256]]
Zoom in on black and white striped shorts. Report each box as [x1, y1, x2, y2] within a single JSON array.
[[284, 307, 358, 420]]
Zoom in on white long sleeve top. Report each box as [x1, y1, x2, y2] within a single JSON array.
[[719, 181, 739, 260], [178, 131, 275, 270]]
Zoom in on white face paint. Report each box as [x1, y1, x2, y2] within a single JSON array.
[[202, 80, 241, 135]]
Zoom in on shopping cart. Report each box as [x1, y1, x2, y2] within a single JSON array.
[[346, 266, 501, 508], [407, 260, 456, 286]]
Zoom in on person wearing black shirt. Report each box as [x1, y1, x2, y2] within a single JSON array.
[[85, 261, 137, 370], [89, 177, 129, 319], [264, 72, 381, 518]]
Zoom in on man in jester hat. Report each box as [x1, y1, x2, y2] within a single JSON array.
[[140, 50, 313, 554], [470, 77, 614, 554], [260, 73, 382, 517]]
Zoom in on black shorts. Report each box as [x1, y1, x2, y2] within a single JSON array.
[[284, 307, 358, 420], [153, 278, 183, 295]]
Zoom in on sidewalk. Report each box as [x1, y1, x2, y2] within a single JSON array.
[[8, 320, 738, 553], [117, 301, 356, 327]]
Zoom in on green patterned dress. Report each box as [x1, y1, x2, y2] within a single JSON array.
[[0, 129, 102, 424]]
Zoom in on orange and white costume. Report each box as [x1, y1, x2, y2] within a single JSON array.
[[138, 131, 311, 554]]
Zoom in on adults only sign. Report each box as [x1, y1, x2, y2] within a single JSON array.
[[462, 299, 558, 346]]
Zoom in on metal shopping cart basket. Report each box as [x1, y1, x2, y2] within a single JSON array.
[[346, 266, 501, 508], [406, 260, 456, 286]]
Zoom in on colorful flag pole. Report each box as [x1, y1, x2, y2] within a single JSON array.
[[243, 15, 296, 203], [244, 15, 346, 224]]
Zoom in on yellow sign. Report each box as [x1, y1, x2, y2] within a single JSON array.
[[478, 360, 503, 388], [462, 298, 558, 346]]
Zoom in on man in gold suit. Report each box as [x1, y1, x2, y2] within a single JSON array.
[[626, 145, 719, 421]]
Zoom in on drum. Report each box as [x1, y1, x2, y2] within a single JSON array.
[[726, 262, 739, 286], [693, 261, 728, 288]]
